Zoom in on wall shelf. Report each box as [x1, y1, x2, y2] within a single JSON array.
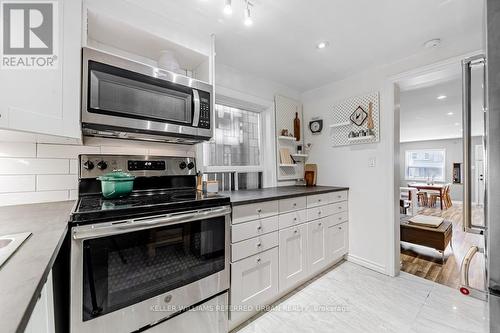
[[277, 136, 298, 142], [329, 122, 350, 128], [279, 164, 298, 167], [291, 154, 308, 158], [347, 135, 375, 142]]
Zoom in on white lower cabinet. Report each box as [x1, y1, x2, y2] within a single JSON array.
[[24, 271, 55, 333], [278, 224, 308, 292], [307, 218, 327, 273], [230, 191, 349, 328], [230, 247, 279, 326], [326, 218, 349, 262]]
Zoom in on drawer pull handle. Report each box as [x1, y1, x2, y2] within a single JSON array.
[[257, 208, 262, 213], [338, 217, 342, 220], [318, 199, 322, 202], [256, 242, 262, 247], [256, 258, 261, 263], [338, 206, 342, 210], [257, 225, 262, 231], [318, 222, 322, 226], [293, 217, 297, 221], [293, 203, 297, 207], [294, 229, 299, 234], [318, 211, 322, 215], [338, 226, 342, 230], [338, 195, 342, 198]]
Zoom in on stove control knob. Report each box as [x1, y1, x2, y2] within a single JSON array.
[[83, 160, 94, 170], [187, 162, 195, 170], [179, 161, 187, 170], [97, 161, 108, 170]]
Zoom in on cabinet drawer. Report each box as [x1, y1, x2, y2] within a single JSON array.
[[232, 201, 279, 224], [331, 191, 348, 203], [278, 196, 306, 214], [306, 193, 332, 208], [231, 216, 279, 243], [230, 247, 279, 326], [231, 231, 279, 262], [328, 211, 349, 226], [278, 209, 307, 229], [331, 201, 348, 214]]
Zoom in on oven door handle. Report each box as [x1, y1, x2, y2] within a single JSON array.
[[72, 206, 231, 240]]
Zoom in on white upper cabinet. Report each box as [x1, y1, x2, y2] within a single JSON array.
[[0, 0, 82, 139]]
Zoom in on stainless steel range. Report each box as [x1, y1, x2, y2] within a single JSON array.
[[69, 155, 230, 333]]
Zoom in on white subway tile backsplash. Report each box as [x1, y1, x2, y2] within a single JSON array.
[[0, 142, 36, 157], [0, 175, 36, 193], [0, 139, 192, 206], [69, 189, 78, 200], [0, 190, 69, 207], [37, 144, 100, 159], [37, 174, 78, 191], [100, 146, 148, 155], [0, 158, 69, 175], [69, 159, 78, 174]]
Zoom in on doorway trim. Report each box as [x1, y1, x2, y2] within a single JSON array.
[[387, 51, 483, 277]]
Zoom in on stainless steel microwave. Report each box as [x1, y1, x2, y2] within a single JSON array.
[[81, 47, 213, 144]]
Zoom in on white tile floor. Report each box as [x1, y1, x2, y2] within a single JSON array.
[[234, 261, 488, 333]]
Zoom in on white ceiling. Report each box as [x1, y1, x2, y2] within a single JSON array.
[[123, 0, 483, 92], [400, 67, 484, 142]]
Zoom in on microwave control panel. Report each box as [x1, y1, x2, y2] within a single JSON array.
[[198, 91, 211, 129]]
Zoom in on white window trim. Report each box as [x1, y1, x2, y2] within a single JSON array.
[[199, 87, 272, 178], [404, 148, 446, 182]]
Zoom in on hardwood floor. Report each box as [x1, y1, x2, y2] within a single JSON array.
[[400, 203, 485, 290]]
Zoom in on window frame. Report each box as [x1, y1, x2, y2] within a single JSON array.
[[404, 148, 446, 182], [201, 97, 266, 174]]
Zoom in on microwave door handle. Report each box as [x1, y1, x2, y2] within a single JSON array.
[[193, 89, 201, 127]]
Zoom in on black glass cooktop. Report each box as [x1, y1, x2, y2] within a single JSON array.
[[70, 188, 230, 224]]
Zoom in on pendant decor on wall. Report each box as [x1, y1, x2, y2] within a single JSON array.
[[329, 91, 380, 147]]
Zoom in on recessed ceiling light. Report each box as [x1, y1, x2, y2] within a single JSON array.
[[424, 38, 441, 48], [223, 0, 232, 15], [316, 41, 329, 49], [447, 112, 454, 116], [437, 95, 447, 100]]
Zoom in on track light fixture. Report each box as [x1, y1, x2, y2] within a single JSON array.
[[221, 0, 254, 26]]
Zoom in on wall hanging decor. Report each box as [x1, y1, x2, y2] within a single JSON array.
[[309, 118, 323, 134], [329, 91, 380, 147]]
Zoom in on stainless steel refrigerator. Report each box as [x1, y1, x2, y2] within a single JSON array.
[[461, 1, 500, 332]]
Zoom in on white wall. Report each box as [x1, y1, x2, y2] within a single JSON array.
[[301, 41, 482, 275]]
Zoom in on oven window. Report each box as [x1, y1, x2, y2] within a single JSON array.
[[88, 62, 193, 124], [82, 216, 225, 321]]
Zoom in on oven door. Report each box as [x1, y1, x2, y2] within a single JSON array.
[[70, 206, 230, 333], [81, 48, 212, 141]]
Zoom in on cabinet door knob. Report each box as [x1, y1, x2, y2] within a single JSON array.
[[338, 226, 342, 230], [317, 211, 322, 215], [257, 225, 262, 231], [256, 242, 262, 247], [294, 229, 299, 234], [256, 258, 261, 263]]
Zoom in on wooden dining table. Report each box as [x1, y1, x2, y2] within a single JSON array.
[[407, 183, 446, 210]]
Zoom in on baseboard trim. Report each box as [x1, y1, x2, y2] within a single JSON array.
[[347, 254, 387, 275]]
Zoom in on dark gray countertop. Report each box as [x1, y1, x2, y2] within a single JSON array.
[[222, 185, 349, 206], [0, 200, 75, 333]]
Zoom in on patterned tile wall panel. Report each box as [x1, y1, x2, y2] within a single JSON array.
[[330, 92, 380, 147]]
